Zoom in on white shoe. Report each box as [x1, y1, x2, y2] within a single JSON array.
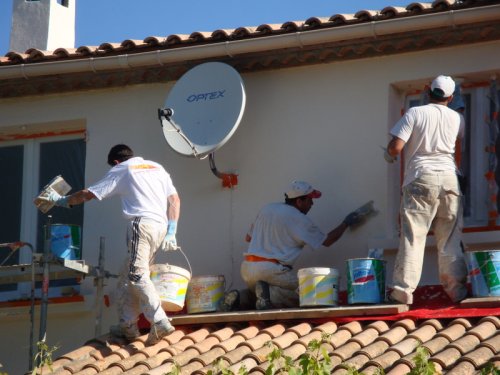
[[145, 319, 175, 346]]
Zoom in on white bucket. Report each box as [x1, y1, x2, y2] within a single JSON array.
[[150, 264, 191, 312], [186, 275, 225, 314], [298, 267, 339, 307]]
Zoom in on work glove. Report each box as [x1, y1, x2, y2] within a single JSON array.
[[382, 147, 397, 163], [162, 220, 178, 251], [42, 189, 71, 208]]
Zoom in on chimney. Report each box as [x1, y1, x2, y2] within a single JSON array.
[[9, 0, 75, 53]]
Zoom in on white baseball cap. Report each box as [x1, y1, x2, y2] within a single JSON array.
[[285, 181, 322, 199], [430, 75, 455, 99]]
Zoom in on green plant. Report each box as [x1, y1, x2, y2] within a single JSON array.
[[408, 346, 439, 375], [165, 362, 181, 375], [207, 358, 247, 375], [481, 363, 500, 375], [293, 335, 333, 375], [31, 340, 59, 375]]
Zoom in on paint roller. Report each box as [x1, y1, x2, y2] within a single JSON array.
[[33, 175, 72, 214]]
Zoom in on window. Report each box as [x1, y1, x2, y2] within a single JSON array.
[[57, 0, 69, 7], [402, 81, 499, 231], [0, 135, 85, 301]]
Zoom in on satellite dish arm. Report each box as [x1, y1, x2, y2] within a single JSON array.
[[208, 153, 223, 179], [158, 108, 203, 159], [208, 152, 238, 188]]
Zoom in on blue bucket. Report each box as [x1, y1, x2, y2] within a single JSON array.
[[346, 258, 386, 304], [48, 224, 81, 260], [465, 250, 500, 297]]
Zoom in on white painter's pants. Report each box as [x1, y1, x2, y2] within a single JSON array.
[[391, 172, 468, 304], [115, 217, 167, 326], [241, 260, 299, 307]]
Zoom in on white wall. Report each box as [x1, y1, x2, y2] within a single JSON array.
[[1, 40, 500, 374]]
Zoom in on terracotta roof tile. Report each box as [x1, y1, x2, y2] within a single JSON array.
[[354, 10, 380, 21], [380, 6, 408, 16], [292, 328, 323, 349], [449, 331, 483, 354], [378, 321, 413, 346], [365, 349, 402, 370], [255, 24, 282, 33], [406, 2, 434, 12], [356, 339, 390, 360], [386, 362, 412, 375], [462, 345, 497, 369], [468, 317, 498, 341], [219, 345, 251, 366], [436, 317, 471, 341], [407, 320, 440, 342], [431, 346, 463, 369], [421, 335, 451, 355]]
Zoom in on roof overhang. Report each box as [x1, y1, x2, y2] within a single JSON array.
[[1, 3, 500, 98]]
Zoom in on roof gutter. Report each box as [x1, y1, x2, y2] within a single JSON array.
[[1, 4, 499, 81]]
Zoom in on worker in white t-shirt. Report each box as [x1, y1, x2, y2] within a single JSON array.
[[41, 144, 180, 345], [227, 180, 370, 310], [384, 75, 468, 305]]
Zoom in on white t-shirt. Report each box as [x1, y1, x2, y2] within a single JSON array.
[[390, 103, 465, 186], [245, 202, 327, 266], [88, 157, 177, 224]]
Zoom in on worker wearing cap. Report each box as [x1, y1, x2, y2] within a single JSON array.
[[40, 144, 180, 345], [238, 180, 366, 310], [384, 75, 468, 305]]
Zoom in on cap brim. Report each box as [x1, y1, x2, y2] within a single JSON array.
[[308, 190, 322, 199]]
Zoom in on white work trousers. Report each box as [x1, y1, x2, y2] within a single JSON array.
[[240, 260, 299, 307], [392, 172, 468, 304], [116, 218, 167, 326]]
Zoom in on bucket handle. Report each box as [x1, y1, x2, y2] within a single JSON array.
[[159, 246, 193, 277]]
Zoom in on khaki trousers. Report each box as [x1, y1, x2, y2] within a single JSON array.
[[241, 260, 299, 307], [391, 172, 468, 304]]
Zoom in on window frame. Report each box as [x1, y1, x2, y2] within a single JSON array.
[[0, 131, 86, 300]]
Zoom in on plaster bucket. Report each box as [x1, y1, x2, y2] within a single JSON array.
[[186, 275, 225, 314], [150, 264, 191, 312], [47, 224, 81, 260], [465, 250, 500, 297], [347, 258, 386, 304], [298, 267, 339, 307]]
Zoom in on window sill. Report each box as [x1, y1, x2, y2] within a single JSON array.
[[0, 295, 93, 319]]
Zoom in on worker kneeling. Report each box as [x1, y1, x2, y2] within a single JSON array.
[[224, 181, 373, 311]]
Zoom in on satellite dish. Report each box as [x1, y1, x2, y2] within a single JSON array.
[[159, 62, 246, 159]]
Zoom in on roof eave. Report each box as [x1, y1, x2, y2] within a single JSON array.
[[1, 4, 500, 98]]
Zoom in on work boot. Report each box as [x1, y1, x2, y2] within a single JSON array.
[[255, 280, 272, 310], [219, 289, 240, 312], [110, 321, 140, 340], [146, 318, 175, 346]]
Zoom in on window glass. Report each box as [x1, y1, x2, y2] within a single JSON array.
[[36, 139, 86, 252], [0, 145, 24, 292]]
